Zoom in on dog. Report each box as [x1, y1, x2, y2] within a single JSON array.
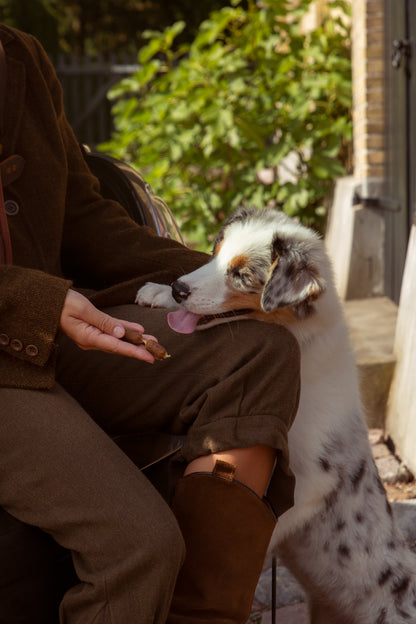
[[136, 207, 416, 623]]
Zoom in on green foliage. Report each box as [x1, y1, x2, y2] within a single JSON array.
[[102, 0, 352, 250]]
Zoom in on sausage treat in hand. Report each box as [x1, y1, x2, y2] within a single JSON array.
[[122, 328, 170, 360]]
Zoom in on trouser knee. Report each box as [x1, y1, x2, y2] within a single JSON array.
[[155, 512, 186, 576], [129, 504, 186, 581]]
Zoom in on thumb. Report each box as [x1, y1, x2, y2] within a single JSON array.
[[84, 303, 125, 338], [112, 324, 125, 338]]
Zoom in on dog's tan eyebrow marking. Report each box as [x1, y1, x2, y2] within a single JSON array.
[[229, 254, 249, 270]]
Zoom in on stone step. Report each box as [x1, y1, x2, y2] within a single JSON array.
[[343, 296, 398, 428]]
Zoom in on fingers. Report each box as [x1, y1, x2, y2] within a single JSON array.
[[93, 317, 160, 362], [60, 290, 160, 363], [78, 314, 157, 363], [84, 327, 156, 364], [112, 320, 158, 342], [113, 318, 146, 336], [82, 304, 145, 340]]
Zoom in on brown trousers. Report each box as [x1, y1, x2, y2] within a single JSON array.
[[0, 306, 300, 624]]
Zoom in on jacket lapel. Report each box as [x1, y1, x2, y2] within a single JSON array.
[[3, 54, 26, 154], [0, 28, 26, 155]]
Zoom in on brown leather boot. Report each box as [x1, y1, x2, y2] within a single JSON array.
[[167, 460, 276, 624]]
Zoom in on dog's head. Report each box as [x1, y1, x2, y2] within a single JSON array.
[[168, 207, 328, 334]]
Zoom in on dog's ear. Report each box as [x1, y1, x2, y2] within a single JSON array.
[[261, 236, 326, 318]]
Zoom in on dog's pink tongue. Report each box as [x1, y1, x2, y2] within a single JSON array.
[[167, 310, 203, 334]]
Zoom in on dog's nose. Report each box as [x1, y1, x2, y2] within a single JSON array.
[[171, 279, 191, 303]]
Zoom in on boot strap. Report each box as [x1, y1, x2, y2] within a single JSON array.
[[212, 459, 236, 481]]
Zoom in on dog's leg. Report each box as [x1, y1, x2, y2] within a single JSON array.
[[309, 598, 353, 624], [277, 530, 354, 624], [276, 431, 416, 624], [135, 282, 177, 308]]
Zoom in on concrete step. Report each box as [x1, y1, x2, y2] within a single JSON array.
[[343, 296, 398, 428]]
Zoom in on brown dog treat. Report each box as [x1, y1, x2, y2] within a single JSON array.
[[123, 328, 145, 346], [122, 328, 170, 360], [143, 339, 170, 360]]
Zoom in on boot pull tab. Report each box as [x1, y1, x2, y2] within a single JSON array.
[[213, 460, 236, 482]]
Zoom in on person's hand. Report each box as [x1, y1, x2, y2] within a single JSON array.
[[59, 289, 156, 363]]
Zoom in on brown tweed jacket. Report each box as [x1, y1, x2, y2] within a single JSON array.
[[0, 24, 207, 390]]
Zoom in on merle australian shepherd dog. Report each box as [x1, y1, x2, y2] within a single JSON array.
[[136, 207, 416, 624]]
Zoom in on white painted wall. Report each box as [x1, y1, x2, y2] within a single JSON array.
[[386, 224, 416, 475]]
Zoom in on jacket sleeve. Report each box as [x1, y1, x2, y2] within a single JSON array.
[[0, 265, 71, 367], [32, 36, 209, 300]]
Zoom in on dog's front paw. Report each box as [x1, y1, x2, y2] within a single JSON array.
[[135, 282, 177, 309]]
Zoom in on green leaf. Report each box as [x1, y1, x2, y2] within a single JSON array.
[[311, 154, 346, 179], [102, 0, 352, 245], [138, 38, 164, 65]]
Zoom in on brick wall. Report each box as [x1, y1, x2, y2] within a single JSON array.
[[352, 0, 386, 182], [326, 0, 388, 301]]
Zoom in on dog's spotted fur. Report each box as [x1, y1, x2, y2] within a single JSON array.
[[136, 207, 416, 623]]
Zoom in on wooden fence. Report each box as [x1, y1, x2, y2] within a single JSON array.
[[53, 53, 140, 148]]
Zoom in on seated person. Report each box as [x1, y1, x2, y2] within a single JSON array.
[[0, 24, 300, 624]]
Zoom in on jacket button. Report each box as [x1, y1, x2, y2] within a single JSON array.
[[10, 338, 23, 352], [0, 333, 10, 346], [4, 200, 19, 216], [25, 344, 39, 357]]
